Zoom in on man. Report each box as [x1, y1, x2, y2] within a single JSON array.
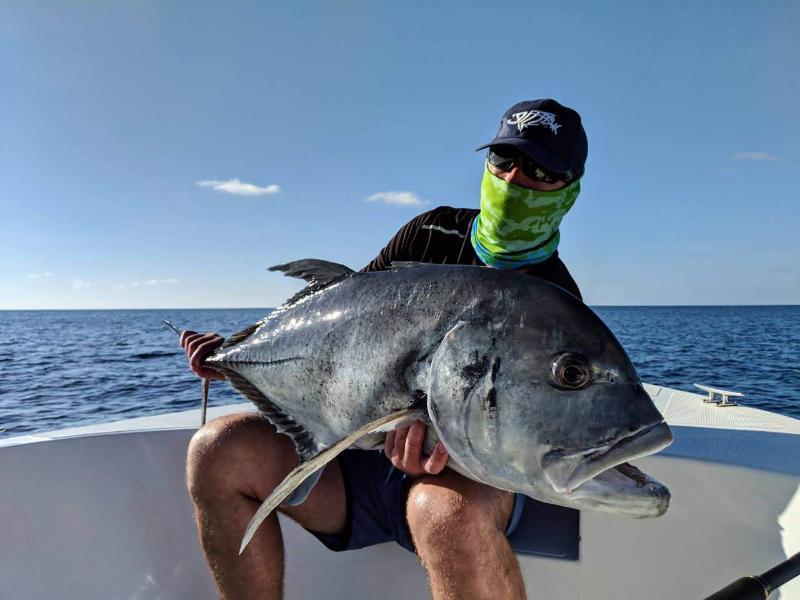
[[182, 99, 588, 599]]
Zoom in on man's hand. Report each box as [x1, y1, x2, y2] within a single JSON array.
[[384, 420, 449, 477], [180, 331, 227, 380]]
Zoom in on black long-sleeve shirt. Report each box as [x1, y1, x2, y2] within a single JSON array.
[[360, 206, 582, 300]]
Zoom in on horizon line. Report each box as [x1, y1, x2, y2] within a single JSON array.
[[1, 304, 799, 312]]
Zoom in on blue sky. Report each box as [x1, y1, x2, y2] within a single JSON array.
[[1, 1, 798, 309]]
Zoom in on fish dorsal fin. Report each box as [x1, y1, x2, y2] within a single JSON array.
[[268, 259, 355, 305], [388, 261, 426, 270], [239, 407, 425, 554], [268, 259, 354, 286], [221, 322, 260, 349]]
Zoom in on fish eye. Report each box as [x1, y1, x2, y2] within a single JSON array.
[[551, 353, 592, 390]]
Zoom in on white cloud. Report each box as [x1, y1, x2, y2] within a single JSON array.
[[113, 279, 178, 288], [365, 191, 426, 206], [71, 279, 91, 289], [197, 178, 281, 196], [28, 272, 53, 279], [733, 151, 778, 161]]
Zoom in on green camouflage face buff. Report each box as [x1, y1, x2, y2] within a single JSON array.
[[470, 164, 581, 269]]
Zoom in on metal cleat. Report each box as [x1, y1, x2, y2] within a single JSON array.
[[694, 383, 745, 407]]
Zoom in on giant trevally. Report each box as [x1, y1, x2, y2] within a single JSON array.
[[183, 259, 673, 553]]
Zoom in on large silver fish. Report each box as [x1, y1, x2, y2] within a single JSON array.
[[198, 260, 673, 553]]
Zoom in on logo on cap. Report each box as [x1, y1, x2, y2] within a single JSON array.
[[506, 110, 562, 135]]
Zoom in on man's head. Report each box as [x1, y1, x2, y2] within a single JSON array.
[[485, 147, 568, 191], [476, 99, 588, 186], [470, 99, 587, 269]]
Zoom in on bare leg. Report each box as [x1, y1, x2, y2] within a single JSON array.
[[407, 470, 525, 600], [186, 413, 346, 600]]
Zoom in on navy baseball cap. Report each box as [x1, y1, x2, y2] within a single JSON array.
[[476, 99, 588, 181]]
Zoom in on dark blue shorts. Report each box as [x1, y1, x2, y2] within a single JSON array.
[[308, 449, 525, 554]]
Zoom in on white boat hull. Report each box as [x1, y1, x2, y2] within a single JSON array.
[[1, 384, 798, 599]]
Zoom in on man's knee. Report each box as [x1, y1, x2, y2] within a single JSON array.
[[186, 412, 297, 502], [406, 472, 513, 554]]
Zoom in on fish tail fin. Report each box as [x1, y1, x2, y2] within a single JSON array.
[[239, 407, 425, 555]]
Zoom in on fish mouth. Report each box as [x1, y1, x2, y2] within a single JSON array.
[[564, 460, 672, 518], [544, 421, 673, 495]]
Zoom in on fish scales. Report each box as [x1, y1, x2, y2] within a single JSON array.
[[193, 260, 673, 552], [209, 265, 500, 448]]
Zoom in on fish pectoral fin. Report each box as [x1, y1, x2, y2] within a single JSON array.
[[281, 468, 324, 507], [239, 407, 426, 555]]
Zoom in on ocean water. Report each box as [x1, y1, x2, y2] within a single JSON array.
[[1, 306, 798, 439]]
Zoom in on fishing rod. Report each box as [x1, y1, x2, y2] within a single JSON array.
[[703, 551, 800, 599], [163, 320, 209, 427]]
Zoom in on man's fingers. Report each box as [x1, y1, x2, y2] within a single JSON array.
[[181, 332, 202, 351], [387, 422, 447, 477], [391, 426, 409, 466], [190, 337, 222, 364], [187, 333, 223, 361], [187, 333, 211, 358], [423, 443, 449, 475], [190, 338, 222, 373], [185, 333, 209, 357], [180, 333, 225, 380], [402, 421, 426, 471], [384, 430, 395, 459]]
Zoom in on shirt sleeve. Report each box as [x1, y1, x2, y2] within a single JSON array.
[[360, 210, 434, 273], [544, 252, 583, 301]]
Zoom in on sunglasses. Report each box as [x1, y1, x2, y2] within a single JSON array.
[[486, 146, 569, 184]]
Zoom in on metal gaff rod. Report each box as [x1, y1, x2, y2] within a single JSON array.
[[703, 552, 800, 599], [201, 378, 209, 426], [760, 552, 800, 592], [162, 320, 209, 428], [162, 319, 182, 336]]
